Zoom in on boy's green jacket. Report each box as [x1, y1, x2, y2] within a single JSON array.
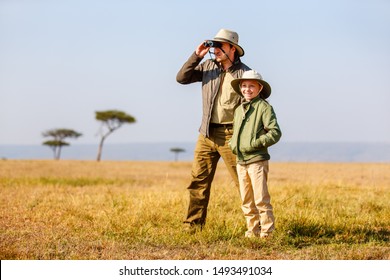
[[229, 96, 282, 164]]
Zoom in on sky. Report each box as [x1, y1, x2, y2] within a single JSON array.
[[1, 0, 389, 145]]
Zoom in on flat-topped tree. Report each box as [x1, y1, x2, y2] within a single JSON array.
[[42, 128, 82, 160], [95, 110, 136, 161], [170, 147, 186, 162]]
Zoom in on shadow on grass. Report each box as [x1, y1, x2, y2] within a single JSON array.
[[282, 219, 389, 248]]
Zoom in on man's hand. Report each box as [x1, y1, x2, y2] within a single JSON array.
[[195, 41, 210, 58]]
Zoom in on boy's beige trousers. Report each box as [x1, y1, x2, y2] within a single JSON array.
[[237, 160, 275, 236]]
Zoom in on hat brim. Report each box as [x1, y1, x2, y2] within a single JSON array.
[[212, 38, 245, 57], [231, 78, 272, 99]]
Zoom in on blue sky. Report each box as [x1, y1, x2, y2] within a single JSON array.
[[1, 0, 389, 145]]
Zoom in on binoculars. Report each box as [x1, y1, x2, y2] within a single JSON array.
[[203, 40, 222, 48]]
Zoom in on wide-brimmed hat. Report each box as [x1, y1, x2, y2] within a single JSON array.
[[231, 70, 272, 99], [210, 29, 244, 57]]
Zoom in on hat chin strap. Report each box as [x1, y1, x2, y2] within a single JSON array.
[[208, 48, 234, 67], [220, 48, 234, 65]]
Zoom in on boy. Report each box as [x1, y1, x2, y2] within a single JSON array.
[[229, 70, 282, 238]]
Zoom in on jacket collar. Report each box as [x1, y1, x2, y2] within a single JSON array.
[[242, 95, 262, 105]]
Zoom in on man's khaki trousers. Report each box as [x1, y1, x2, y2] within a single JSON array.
[[184, 126, 238, 226]]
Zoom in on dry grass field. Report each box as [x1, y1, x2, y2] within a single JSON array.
[[0, 160, 389, 260]]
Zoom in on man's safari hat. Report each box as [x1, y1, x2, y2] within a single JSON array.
[[231, 70, 272, 99], [211, 29, 244, 57]]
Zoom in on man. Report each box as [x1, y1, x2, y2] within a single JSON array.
[[176, 29, 251, 230]]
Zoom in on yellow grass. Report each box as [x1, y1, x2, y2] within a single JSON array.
[[0, 160, 389, 260]]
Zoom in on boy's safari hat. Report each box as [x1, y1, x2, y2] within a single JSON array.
[[231, 70, 272, 99], [210, 29, 244, 57]]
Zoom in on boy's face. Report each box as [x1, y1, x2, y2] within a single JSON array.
[[240, 80, 263, 101]]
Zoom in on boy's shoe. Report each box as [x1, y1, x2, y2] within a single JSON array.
[[245, 231, 260, 238], [260, 232, 272, 238]]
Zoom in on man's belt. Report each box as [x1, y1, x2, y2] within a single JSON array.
[[209, 123, 233, 128]]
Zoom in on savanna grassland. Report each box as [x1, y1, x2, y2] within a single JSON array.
[[0, 160, 389, 260]]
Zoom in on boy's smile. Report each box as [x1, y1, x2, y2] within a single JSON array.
[[240, 80, 263, 101]]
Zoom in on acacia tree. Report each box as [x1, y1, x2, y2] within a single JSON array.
[[170, 147, 185, 162], [95, 110, 136, 161], [42, 128, 82, 160]]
